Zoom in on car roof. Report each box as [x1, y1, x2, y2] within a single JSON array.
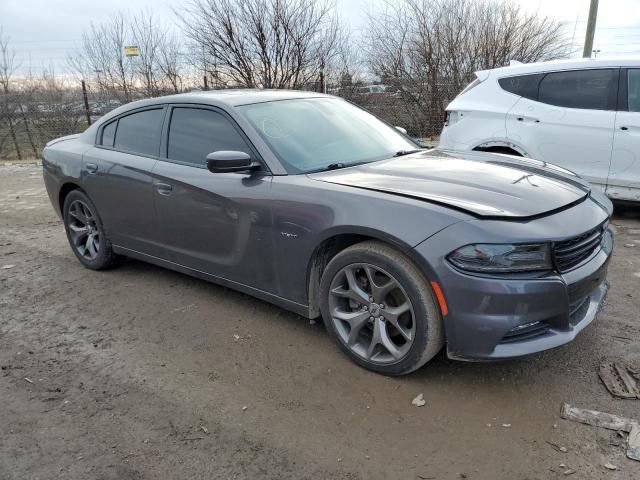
[[123, 89, 329, 109], [480, 57, 640, 78], [95, 89, 333, 125]]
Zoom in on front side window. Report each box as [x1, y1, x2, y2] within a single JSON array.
[[167, 108, 250, 166], [238, 98, 418, 174], [113, 108, 164, 156], [498, 73, 543, 100], [628, 69, 640, 112], [538, 69, 618, 110]]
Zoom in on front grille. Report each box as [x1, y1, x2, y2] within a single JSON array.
[[500, 321, 549, 344], [553, 225, 604, 272]]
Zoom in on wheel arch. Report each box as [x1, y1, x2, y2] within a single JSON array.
[[472, 141, 526, 157], [58, 182, 84, 214], [305, 228, 431, 318]]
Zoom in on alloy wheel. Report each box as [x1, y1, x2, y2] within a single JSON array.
[[328, 263, 416, 364], [67, 200, 100, 261]]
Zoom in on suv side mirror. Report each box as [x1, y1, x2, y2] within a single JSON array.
[[205, 151, 258, 173], [395, 126, 408, 135]]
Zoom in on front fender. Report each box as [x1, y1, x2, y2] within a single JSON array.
[[270, 175, 471, 307]]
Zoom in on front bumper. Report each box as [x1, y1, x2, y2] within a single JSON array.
[[415, 198, 613, 360]]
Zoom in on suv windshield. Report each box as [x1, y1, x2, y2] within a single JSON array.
[[237, 98, 418, 173]]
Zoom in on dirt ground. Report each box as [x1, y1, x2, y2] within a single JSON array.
[[1, 163, 639, 480]]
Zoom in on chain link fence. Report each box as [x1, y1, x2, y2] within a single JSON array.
[[0, 80, 456, 161]]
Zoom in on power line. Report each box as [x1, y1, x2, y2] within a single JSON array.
[[14, 47, 82, 52], [10, 39, 82, 44]]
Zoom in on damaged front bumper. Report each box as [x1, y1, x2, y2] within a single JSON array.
[[414, 196, 613, 361], [444, 246, 610, 361]]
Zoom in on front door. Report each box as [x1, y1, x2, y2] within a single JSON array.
[[506, 68, 618, 191], [608, 68, 640, 200], [151, 105, 276, 293]]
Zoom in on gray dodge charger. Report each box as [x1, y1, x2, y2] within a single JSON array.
[[42, 90, 614, 376]]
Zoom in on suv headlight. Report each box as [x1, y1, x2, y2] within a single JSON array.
[[447, 243, 552, 273], [601, 227, 614, 255]]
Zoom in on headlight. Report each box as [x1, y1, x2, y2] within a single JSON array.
[[601, 227, 614, 255], [447, 243, 552, 273]]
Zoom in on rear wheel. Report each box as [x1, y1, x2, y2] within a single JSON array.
[[319, 241, 444, 375], [63, 190, 118, 270]]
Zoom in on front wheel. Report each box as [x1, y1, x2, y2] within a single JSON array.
[[63, 190, 118, 270], [319, 241, 444, 376]]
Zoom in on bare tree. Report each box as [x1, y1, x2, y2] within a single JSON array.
[[177, 0, 346, 90], [0, 28, 23, 159], [363, 0, 569, 136], [69, 13, 135, 103], [158, 33, 184, 93], [69, 12, 187, 101], [131, 11, 164, 97]]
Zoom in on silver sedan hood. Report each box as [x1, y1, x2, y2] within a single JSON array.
[[309, 150, 590, 218]]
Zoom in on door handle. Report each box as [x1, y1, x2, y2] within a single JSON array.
[[620, 126, 629, 131], [156, 183, 173, 196], [85, 163, 98, 174]]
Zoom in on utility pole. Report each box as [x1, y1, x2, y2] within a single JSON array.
[[582, 0, 599, 58], [318, 59, 325, 94], [81, 80, 91, 126]]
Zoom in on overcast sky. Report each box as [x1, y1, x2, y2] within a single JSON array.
[[2, 0, 640, 75]]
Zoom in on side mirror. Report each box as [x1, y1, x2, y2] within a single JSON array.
[[395, 126, 408, 135], [206, 151, 258, 173]]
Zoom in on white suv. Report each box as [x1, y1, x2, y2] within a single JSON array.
[[439, 58, 640, 201]]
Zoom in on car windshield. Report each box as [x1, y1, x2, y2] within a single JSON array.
[[237, 98, 418, 173]]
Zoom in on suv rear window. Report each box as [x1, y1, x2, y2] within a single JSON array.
[[498, 73, 543, 100], [538, 69, 618, 110], [628, 69, 640, 112]]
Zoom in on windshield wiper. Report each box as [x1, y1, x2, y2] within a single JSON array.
[[393, 149, 424, 157], [325, 162, 348, 170], [309, 160, 373, 174]]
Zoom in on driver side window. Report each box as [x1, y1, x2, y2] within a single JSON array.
[[167, 107, 250, 166]]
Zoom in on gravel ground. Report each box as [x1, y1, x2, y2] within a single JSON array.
[[1, 163, 639, 480]]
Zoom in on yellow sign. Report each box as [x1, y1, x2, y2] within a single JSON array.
[[124, 46, 140, 57]]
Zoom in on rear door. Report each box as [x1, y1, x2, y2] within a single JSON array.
[[608, 68, 640, 200], [82, 106, 165, 254], [505, 68, 618, 190], [151, 105, 276, 292]]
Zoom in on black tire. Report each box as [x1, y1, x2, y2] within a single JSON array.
[[319, 240, 444, 376], [62, 189, 118, 270]]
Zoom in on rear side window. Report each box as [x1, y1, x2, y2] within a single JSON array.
[[113, 108, 164, 156], [498, 74, 543, 100], [167, 107, 250, 166], [538, 69, 618, 110], [100, 120, 116, 147], [628, 69, 640, 112]]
